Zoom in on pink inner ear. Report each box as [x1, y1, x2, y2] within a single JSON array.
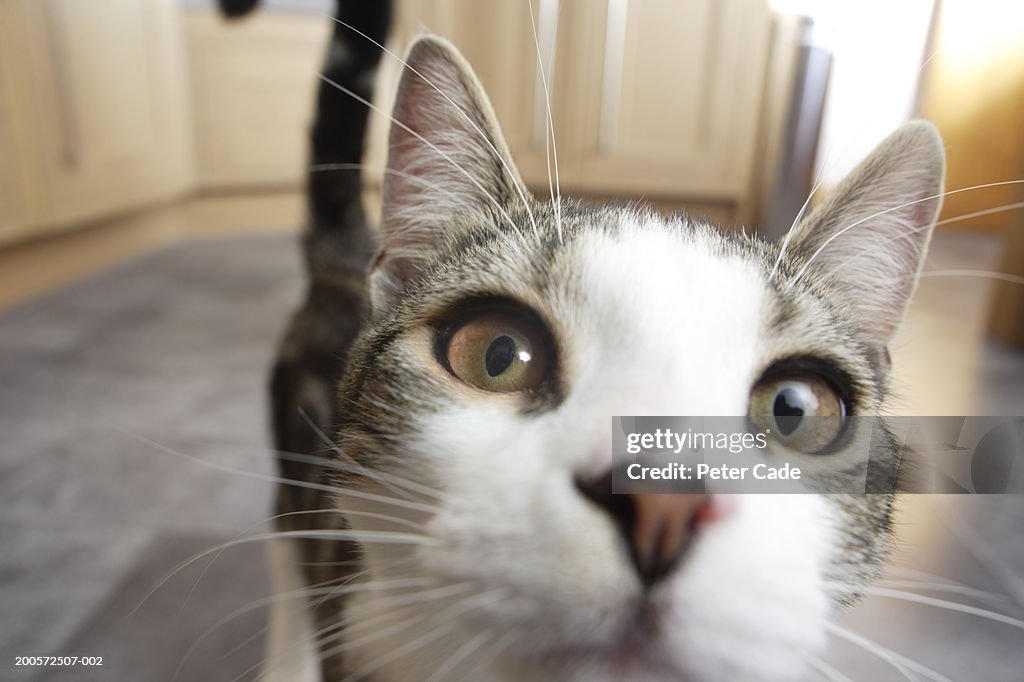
[[372, 37, 524, 308]]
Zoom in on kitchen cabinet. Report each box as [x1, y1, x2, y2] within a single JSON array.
[[0, 0, 193, 245], [390, 0, 772, 203]]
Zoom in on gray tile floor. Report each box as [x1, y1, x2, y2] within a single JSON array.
[[1, 236, 294, 681], [1, 232, 1022, 681]]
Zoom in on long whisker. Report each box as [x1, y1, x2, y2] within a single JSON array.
[[235, 565, 432, 681], [917, 269, 1024, 286], [135, 525, 429, 619], [876, 579, 1009, 607], [784, 180, 1024, 289], [940, 497, 1024, 610], [250, 585, 470, 682], [527, 0, 563, 242], [171, 579, 430, 682], [296, 408, 443, 503], [192, 436, 442, 504], [805, 654, 856, 682], [221, 569, 374, 670], [323, 583, 475, 644], [933, 199, 1024, 229], [809, 199, 1024, 287], [826, 622, 949, 682], [133, 507, 336, 616], [262, 446, 443, 503], [424, 629, 492, 682], [826, 582, 1024, 631], [313, 584, 478, 665], [773, 47, 943, 276], [459, 627, 521, 682], [317, 73, 524, 241], [337, 590, 504, 682], [173, 506, 367, 620], [772, 145, 851, 278], [323, 15, 540, 238], [120, 430, 439, 514]]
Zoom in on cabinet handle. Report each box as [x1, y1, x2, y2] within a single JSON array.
[[599, 0, 629, 153], [44, 0, 80, 167]]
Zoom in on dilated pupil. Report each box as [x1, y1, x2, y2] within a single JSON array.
[[485, 335, 516, 377], [773, 387, 805, 436]]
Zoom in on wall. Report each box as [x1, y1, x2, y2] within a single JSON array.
[[921, 1, 1024, 232]]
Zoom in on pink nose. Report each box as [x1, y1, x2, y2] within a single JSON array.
[[576, 470, 717, 586]]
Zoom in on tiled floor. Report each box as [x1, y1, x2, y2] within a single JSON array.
[[0, 229, 1021, 681]]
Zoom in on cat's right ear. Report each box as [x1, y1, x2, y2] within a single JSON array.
[[369, 35, 525, 312], [781, 121, 945, 357]]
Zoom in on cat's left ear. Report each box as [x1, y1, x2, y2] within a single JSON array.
[[370, 35, 525, 312], [783, 120, 946, 354]]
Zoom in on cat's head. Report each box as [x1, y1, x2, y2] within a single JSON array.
[[335, 36, 944, 681]]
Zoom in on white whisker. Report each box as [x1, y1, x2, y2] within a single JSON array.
[[805, 654, 856, 682], [424, 630, 492, 682], [171, 579, 430, 682], [785, 180, 1024, 289], [811, 199, 1024, 287], [296, 408, 443, 502], [120, 430, 439, 514], [826, 622, 949, 682], [827, 582, 1024, 631], [317, 73, 522, 238], [527, 0, 563, 242]]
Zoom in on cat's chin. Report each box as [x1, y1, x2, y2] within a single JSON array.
[[459, 599, 807, 682], [515, 631, 685, 682]]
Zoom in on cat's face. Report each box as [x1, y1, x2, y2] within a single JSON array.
[[333, 37, 944, 681]]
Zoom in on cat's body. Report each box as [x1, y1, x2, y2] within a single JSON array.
[[262, 2, 391, 679], [258, 5, 945, 680]]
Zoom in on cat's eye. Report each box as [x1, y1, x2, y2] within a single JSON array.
[[443, 312, 549, 392], [749, 373, 846, 453]]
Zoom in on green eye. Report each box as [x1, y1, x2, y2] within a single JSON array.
[[749, 373, 846, 453], [444, 313, 549, 392]]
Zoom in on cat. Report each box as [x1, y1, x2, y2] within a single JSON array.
[[261, 7, 945, 682]]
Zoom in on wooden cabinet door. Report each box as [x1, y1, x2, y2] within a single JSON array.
[[560, 0, 771, 201], [387, 0, 771, 204], [187, 10, 330, 189], [23, 0, 193, 230], [0, 0, 44, 243], [384, 0, 568, 192]]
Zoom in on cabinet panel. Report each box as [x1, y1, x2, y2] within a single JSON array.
[[0, 0, 43, 242], [389, 0, 771, 203], [0, 37, 32, 239], [187, 10, 329, 188], [26, 0, 193, 229], [563, 0, 771, 200]]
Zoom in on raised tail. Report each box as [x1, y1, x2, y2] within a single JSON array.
[[216, 0, 261, 19], [269, 0, 392, 465], [306, 1, 393, 280]]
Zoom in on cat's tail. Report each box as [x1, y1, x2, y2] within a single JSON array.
[[269, 2, 392, 465], [305, 0, 393, 281], [216, 0, 260, 19]]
